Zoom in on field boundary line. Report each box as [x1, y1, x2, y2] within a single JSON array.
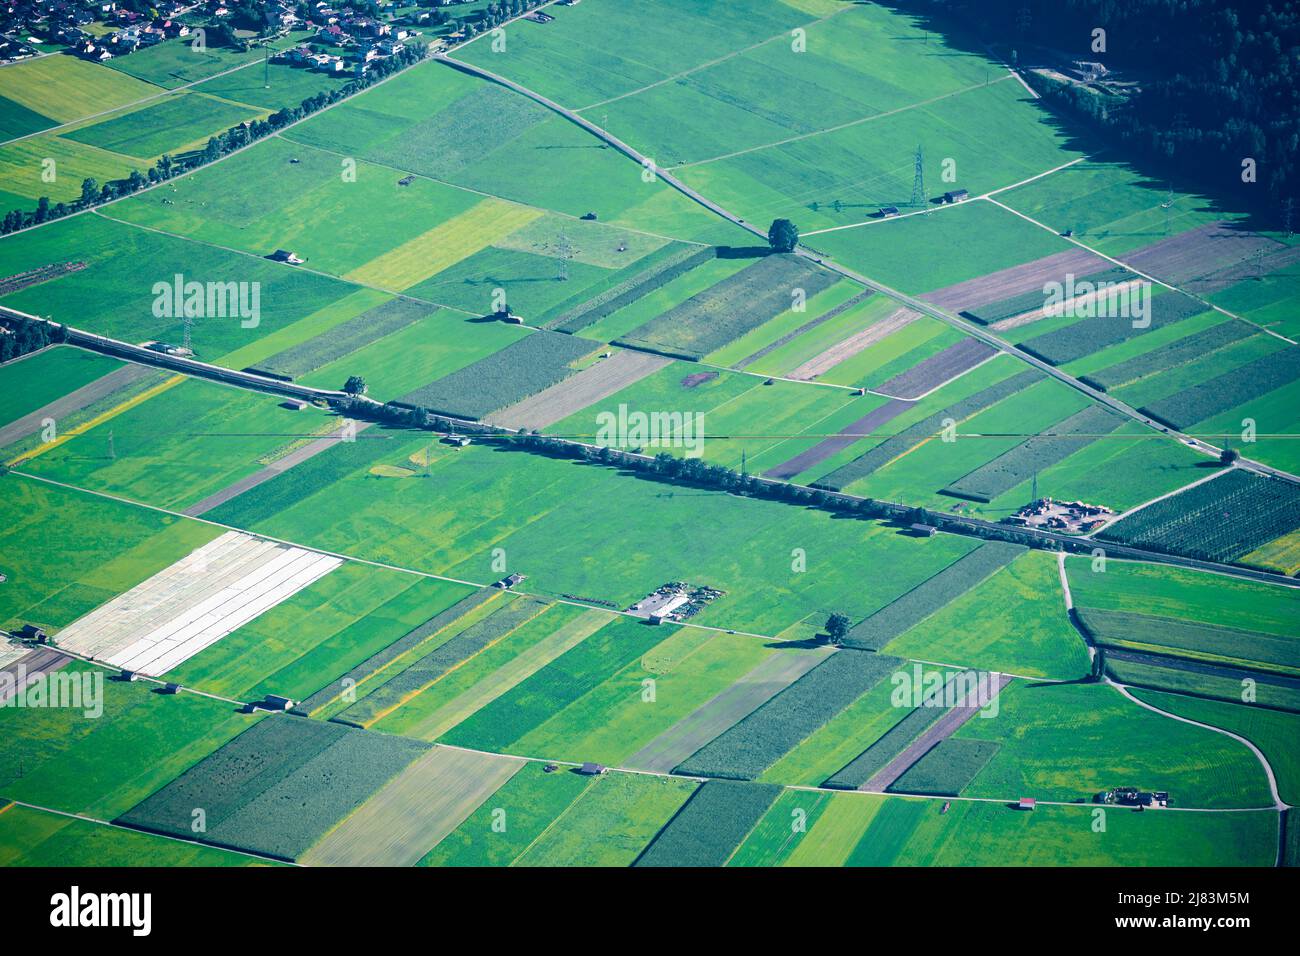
[[670, 75, 1014, 170], [575, 4, 854, 112], [6, 373, 185, 466], [802, 155, 1089, 237], [0, 50, 270, 149], [88, 209, 483, 320], [276, 135, 707, 248], [984, 194, 1298, 346]]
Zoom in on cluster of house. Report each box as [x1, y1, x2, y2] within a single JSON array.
[[1005, 497, 1113, 533], [0, 0, 176, 60], [73, 16, 188, 62], [1096, 787, 1171, 808], [275, 2, 415, 76]]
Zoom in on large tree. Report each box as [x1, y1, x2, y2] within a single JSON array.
[[768, 218, 799, 253], [825, 612, 851, 646]]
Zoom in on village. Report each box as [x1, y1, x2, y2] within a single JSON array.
[[0, 0, 521, 66]]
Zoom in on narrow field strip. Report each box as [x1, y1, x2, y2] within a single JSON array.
[[6, 374, 185, 466], [300, 746, 525, 867]]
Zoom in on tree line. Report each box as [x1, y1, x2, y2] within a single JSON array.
[[0, 312, 64, 363]]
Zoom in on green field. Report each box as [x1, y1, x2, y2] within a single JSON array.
[[0, 214, 362, 360], [0, 663, 261, 819], [0, 476, 221, 633], [1131, 691, 1300, 806], [882, 550, 1091, 680], [0, 804, 267, 867], [0, 346, 121, 429], [999, 159, 1240, 256], [204, 436, 981, 637], [956, 681, 1275, 808], [281, 58, 746, 245], [0, 53, 160, 124], [64, 92, 264, 161], [0, 0, 1294, 871], [17, 377, 341, 511]]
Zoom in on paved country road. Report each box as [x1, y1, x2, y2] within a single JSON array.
[[438, 53, 1299, 490]]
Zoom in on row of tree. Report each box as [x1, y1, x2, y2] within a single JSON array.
[[0, 313, 64, 364], [330, 393, 1079, 559], [0, 42, 428, 236]]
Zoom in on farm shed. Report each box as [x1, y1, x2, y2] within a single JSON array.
[[880, 206, 900, 218], [908, 523, 937, 538], [577, 762, 608, 776], [1018, 797, 1036, 811], [944, 189, 970, 203]]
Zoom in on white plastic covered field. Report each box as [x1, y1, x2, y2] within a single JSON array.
[[54, 531, 341, 677]]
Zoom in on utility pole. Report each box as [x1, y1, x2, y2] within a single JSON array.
[[264, 47, 270, 89], [910, 144, 925, 207], [107, 429, 116, 461], [1284, 196, 1294, 238], [556, 233, 573, 281]]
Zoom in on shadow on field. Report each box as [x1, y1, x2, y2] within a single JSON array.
[[873, 0, 1278, 234]]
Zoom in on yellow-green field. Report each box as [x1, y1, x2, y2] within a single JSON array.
[[0, 53, 160, 123], [345, 199, 543, 290]]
